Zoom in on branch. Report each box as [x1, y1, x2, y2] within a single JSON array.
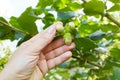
[[105, 13, 120, 27], [72, 56, 102, 69], [0, 20, 32, 37]]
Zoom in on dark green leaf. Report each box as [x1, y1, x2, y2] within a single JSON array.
[[110, 48, 120, 60], [17, 7, 38, 35], [9, 16, 24, 32], [112, 67, 120, 80], [89, 30, 106, 40], [100, 24, 119, 32], [0, 17, 15, 40], [83, 1, 105, 15], [43, 13, 55, 29], [57, 11, 77, 20], [74, 38, 97, 53], [58, 62, 70, 68]]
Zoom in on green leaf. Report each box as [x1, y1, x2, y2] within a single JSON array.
[[112, 67, 120, 80], [52, 0, 70, 11], [79, 23, 100, 37], [0, 18, 25, 41], [37, 0, 53, 8], [0, 17, 15, 40], [0, 17, 10, 33], [43, 13, 55, 29], [110, 48, 120, 60], [83, 1, 105, 15], [9, 16, 24, 32], [108, 3, 120, 12], [52, 0, 82, 11], [89, 30, 106, 40], [100, 24, 119, 32], [69, 2, 82, 11], [17, 7, 38, 35], [74, 38, 97, 53], [10, 8, 38, 44], [57, 11, 76, 20], [109, 0, 120, 3], [71, 29, 81, 39]]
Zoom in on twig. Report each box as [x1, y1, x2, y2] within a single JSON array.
[[105, 13, 120, 27], [72, 56, 102, 69], [0, 20, 32, 37]]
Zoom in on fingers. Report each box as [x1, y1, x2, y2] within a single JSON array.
[[42, 38, 65, 53], [45, 43, 75, 60], [47, 51, 72, 70], [37, 53, 48, 76], [20, 22, 63, 55]]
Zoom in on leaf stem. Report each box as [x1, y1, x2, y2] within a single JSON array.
[[0, 20, 32, 37], [105, 13, 120, 27], [72, 56, 102, 69]]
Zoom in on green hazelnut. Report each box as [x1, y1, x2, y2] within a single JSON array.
[[63, 33, 72, 45], [68, 22, 75, 29], [56, 23, 64, 32]]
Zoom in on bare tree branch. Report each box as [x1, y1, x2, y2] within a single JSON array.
[[105, 13, 120, 27], [0, 20, 32, 37]]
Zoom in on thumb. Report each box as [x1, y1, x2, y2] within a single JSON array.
[[23, 22, 63, 54]]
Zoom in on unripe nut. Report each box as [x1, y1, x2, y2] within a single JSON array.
[[68, 22, 75, 29], [56, 23, 64, 32], [63, 33, 72, 45]]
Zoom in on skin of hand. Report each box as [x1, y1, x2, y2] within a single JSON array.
[[0, 22, 75, 80]]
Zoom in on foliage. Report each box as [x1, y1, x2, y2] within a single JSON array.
[[1, 0, 120, 80], [0, 41, 11, 71]]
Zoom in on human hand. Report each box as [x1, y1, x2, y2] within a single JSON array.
[[0, 22, 75, 80]]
